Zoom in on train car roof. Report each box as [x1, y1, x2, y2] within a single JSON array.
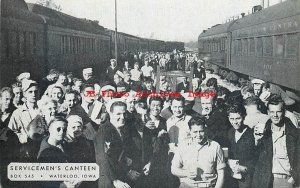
[[118, 32, 141, 39], [1, 0, 45, 24], [229, 0, 300, 31], [27, 3, 105, 34], [198, 20, 236, 38]]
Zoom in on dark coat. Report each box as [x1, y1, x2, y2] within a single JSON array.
[[37, 137, 68, 188], [106, 66, 120, 83], [37, 137, 68, 163], [228, 127, 257, 188], [149, 116, 167, 137], [206, 109, 231, 147], [39, 77, 55, 96], [28, 115, 49, 136], [64, 136, 95, 163], [0, 126, 20, 188], [127, 126, 155, 172], [194, 67, 206, 81], [176, 82, 190, 93], [251, 117, 300, 188], [228, 127, 257, 171], [93, 122, 132, 188], [19, 138, 42, 162], [64, 136, 97, 188]]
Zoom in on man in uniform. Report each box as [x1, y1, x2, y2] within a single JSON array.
[[94, 101, 133, 188]]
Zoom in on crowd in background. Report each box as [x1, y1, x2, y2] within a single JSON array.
[[0, 50, 299, 188]]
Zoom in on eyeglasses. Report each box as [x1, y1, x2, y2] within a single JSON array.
[[56, 127, 67, 133]]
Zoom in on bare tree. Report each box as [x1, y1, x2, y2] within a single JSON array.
[[36, 0, 62, 11]]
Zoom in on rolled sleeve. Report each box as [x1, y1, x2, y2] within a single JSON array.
[[172, 149, 183, 169], [215, 144, 226, 170]]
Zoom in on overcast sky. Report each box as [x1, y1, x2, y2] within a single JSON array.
[[25, 0, 283, 42]]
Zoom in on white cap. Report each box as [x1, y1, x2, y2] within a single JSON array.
[[17, 72, 31, 82], [67, 115, 83, 125], [100, 85, 116, 94], [83, 68, 93, 74], [251, 78, 265, 85], [21, 79, 37, 92], [181, 92, 195, 102]]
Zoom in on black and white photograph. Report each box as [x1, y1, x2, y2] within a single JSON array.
[[0, 0, 300, 187]]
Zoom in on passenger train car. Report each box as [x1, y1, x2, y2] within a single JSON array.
[[0, 0, 184, 87], [198, 0, 300, 92]]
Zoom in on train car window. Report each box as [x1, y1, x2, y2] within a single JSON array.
[[61, 36, 64, 54], [72, 37, 75, 54], [274, 35, 284, 58], [249, 38, 255, 56], [65, 36, 68, 54], [85, 38, 88, 53], [237, 39, 242, 56], [70, 37, 73, 54], [88, 38, 90, 52], [242, 39, 248, 55], [92, 39, 95, 52], [10, 31, 18, 57], [256, 37, 263, 57], [29, 32, 37, 55], [207, 42, 210, 52], [99, 39, 102, 53], [19, 32, 25, 57], [82, 38, 85, 53], [285, 33, 298, 59], [233, 40, 237, 54], [2, 30, 9, 58], [263, 36, 273, 57], [64, 36, 67, 54], [64, 36, 68, 54], [75, 37, 77, 54], [68, 36, 71, 54], [214, 41, 217, 52], [206, 41, 209, 52], [221, 38, 225, 51], [74, 37, 76, 54], [86, 38, 89, 52]]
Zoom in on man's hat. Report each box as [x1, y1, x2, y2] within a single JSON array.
[[22, 79, 37, 92]]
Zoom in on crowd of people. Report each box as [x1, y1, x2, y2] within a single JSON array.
[[0, 50, 299, 188]]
